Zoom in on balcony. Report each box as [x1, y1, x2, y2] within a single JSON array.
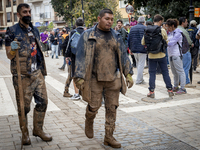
[[26, 0, 43, 3], [40, 12, 51, 19]]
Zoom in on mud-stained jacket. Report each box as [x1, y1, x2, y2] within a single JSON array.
[[5, 22, 47, 76], [74, 25, 133, 103]]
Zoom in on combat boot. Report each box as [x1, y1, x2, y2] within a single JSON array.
[[33, 109, 52, 141], [63, 91, 72, 97], [85, 105, 97, 138], [104, 125, 121, 148], [63, 86, 72, 97], [20, 115, 31, 145]]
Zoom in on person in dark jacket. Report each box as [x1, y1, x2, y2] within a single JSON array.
[[187, 20, 199, 74], [74, 8, 133, 148], [117, 19, 128, 47], [50, 30, 59, 59], [65, 17, 85, 100], [128, 16, 147, 84], [5, 3, 52, 145]]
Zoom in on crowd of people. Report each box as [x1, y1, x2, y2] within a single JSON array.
[[3, 2, 200, 148]]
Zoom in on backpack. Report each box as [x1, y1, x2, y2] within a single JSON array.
[[70, 29, 81, 54], [177, 32, 190, 55], [144, 25, 167, 54], [188, 28, 199, 48]]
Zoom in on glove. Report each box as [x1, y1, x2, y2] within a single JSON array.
[[75, 78, 85, 90], [10, 41, 20, 56], [126, 74, 133, 88], [11, 41, 20, 50]]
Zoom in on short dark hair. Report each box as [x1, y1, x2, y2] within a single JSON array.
[[166, 19, 179, 28], [17, 3, 30, 13], [117, 19, 123, 24], [76, 17, 84, 26], [99, 8, 113, 18], [153, 14, 164, 23], [146, 21, 153, 26], [179, 17, 186, 25]]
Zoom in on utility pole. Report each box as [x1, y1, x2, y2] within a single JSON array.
[[81, 0, 84, 24], [189, 0, 194, 22]]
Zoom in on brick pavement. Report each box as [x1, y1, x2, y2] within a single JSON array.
[[0, 49, 200, 149]]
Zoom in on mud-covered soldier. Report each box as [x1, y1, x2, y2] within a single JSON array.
[[74, 9, 133, 148], [5, 3, 52, 145]]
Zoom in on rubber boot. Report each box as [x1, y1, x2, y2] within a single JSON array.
[[33, 109, 52, 141], [104, 125, 121, 148], [20, 115, 31, 145], [85, 105, 97, 138]]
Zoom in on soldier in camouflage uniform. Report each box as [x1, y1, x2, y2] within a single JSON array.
[[5, 3, 52, 145], [74, 9, 134, 148]]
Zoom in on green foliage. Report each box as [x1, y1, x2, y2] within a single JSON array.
[[48, 22, 54, 31], [38, 22, 54, 32], [51, 0, 122, 28], [123, 0, 200, 21]]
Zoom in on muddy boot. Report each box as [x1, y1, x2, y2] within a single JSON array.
[[33, 109, 52, 141], [20, 115, 31, 145], [63, 91, 72, 97], [104, 125, 121, 148], [85, 105, 97, 138], [63, 86, 72, 97]]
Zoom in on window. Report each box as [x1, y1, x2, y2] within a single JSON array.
[[6, 0, 11, 7], [35, 6, 40, 14], [119, 0, 127, 8], [14, 13, 17, 22], [44, 5, 50, 18], [7, 12, 11, 22], [13, 0, 16, 6]]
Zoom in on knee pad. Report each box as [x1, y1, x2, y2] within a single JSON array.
[[88, 105, 99, 112], [35, 103, 47, 112], [106, 105, 118, 113]]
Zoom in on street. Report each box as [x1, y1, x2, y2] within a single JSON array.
[[0, 48, 200, 150]]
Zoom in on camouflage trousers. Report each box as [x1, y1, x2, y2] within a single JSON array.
[[13, 69, 48, 116], [88, 77, 121, 127], [64, 64, 72, 93]]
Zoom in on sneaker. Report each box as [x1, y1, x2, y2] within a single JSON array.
[[176, 88, 187, 95], [167, 89, 174, 97], [70, 94, 81, 100], [136, 80, 145, 85], [147, 91, 155, 98], [172, 87, 179, 92]]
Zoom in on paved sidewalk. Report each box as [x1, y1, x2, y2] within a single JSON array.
[[0, 49, 200, 150]]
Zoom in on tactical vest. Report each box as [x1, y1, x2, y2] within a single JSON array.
[[8, 23, 47, 76]]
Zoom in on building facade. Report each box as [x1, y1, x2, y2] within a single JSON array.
[[0, 0, 24, 36], [24, 0, 65, 30]]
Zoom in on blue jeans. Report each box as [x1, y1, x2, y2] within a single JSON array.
[[51, 44, 58, 58], [148, 57, 172, 91], [182, 51, 191, 84], [166, 48, 169, 65]]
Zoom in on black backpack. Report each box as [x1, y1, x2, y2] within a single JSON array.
[[144, 25, 167, 54], [188, 28, 199, 48]]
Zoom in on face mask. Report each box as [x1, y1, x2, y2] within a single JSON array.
[[22, 16, 31, 24]]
